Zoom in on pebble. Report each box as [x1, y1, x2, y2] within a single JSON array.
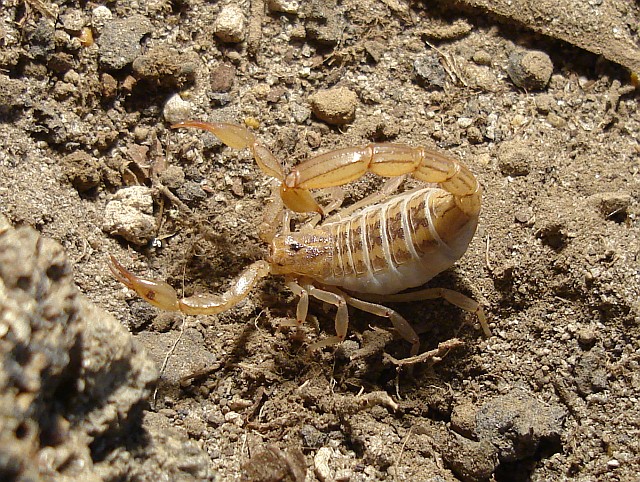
[[102, 186, 157, 245], [223, 411, 244, 427], [414, 53, 447, 90], [577, 327, 598, 348], [450, 401, 478, 439], [91, 5, 112, 32], [506, 50, 554, 90], [334, 340, 359, 361], [268, 0, 300, 14], [98, 15, 152, 70], [466, 125, 484, 144], [309, 87, 357, 125], [241, 447, 306, 482], [176, 183, 207, 205], [152, 312, 179, 332], [60, 9, 86, 34], [214, 6, 246, 43], [291, 102, 311, 123], [209, 63, 236, 92], [535, 93, 555, 114], [476, 388, 565, 462], [133, 126, 150, 142], [421, 18, 472, 40], [457, 117, 474, 128], [364, 40, 385, 63], [574, 350, 609, 396], [158, 165, 185, 190], [303, 0, 344, 45], [514, 207, 534, 225], [300, 424, 327, 449], [546, 112, 566, 128], [28, 19, 55, 59], [100, 73, 117, 99], [62, 151, 101, 192], [163, 94, 193, 124], [472, 49, 492, 66], [314, 447, 334, 482], [132, 47, 197, 89], [49, 52, 75, 73], [183, 415, 206, 437], [497, 141, 531, 177], [0, 74, 27, 115]]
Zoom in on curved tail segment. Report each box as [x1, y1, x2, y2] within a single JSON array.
[[284, 143, 481, 218], [171, 121, 322, 217], [171, 122, 481, 221]]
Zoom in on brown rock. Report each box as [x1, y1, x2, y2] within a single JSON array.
[[309, 87, 358, 125]]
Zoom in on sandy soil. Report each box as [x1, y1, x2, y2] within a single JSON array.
[[1, 0, 639, 480]]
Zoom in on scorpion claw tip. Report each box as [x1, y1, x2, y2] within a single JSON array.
[[108, 255, 135, 289]]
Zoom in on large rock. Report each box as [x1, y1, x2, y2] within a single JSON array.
[[0, 215, 212, 480]]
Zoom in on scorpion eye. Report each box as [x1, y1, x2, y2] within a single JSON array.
[[288, 241, 303, 253]]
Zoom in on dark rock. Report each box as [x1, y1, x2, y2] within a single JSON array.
[[574, 349, 608, 396], [62, 151, 102, 192], [27, 19, 56, 60], [98, 15, 152, 70], [414, 53, 447, 90], [476, 388, 565, 463], [210, 63, 236, 93], [506, 50, 553, 90], [0, 217, 156, 479]]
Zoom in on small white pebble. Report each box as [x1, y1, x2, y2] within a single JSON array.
[[60, 9, 87, 32], [268, 0, 299, 14], [457, 117, 474, 128], [163, 93, 192, 124], [103, 186, 156, 245], [314, 447, 334, 482], [91, 5, 112, 32], [223, 411, 244, 427], [214, 6, 245, 43], [607, 459, 620, 468]]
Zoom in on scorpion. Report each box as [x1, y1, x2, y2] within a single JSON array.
[[109, 121, 489, 356]]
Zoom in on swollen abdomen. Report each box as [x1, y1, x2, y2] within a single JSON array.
[[322, 188, 477, 295]]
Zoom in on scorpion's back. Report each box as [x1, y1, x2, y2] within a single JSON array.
[[318, 187, 478, 294]]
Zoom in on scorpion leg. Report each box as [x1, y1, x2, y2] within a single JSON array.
[[357, 288, 490, 337], [258, 180, 285, 243], [340, 294, 421, 356], [109, 255, 270, 316], [285, 282, 349, 350], [288, 282, 420, 355], [307, 286, 350, 349], [284, 280, 309, 327]]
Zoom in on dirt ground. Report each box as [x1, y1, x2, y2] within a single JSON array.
[[1, 0, 639, 481]]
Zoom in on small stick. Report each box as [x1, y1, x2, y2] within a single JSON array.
[[384, 338, 464, 367], [485, 235, 494, 273]]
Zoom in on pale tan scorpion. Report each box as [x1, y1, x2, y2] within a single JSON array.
[[109, 121, 489, 355]]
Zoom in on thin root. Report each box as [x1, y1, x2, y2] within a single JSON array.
[[384, 338, 465, 368]]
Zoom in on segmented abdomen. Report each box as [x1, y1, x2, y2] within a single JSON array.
[[322, 187, 477, 295]]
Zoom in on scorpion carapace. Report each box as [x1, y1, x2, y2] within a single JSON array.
[[109, 121, 488, 356]]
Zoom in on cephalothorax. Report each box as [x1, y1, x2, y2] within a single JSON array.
[[110, 121, 489, 355]]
